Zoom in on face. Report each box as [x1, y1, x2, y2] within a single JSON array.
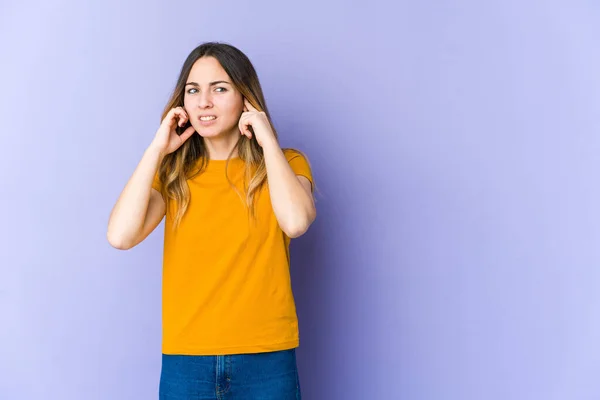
[[183, 56, 244, 138]]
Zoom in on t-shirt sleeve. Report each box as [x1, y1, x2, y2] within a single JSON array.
[[152, 170, 163, 193], [285, 149, 314, 193]]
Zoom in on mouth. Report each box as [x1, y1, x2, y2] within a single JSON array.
[[198, 115, 217, 126]]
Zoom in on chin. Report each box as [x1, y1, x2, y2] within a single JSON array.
[[194, 127, 220, 137], [196, 126, 237, 139], [196, 130, 217, 138]]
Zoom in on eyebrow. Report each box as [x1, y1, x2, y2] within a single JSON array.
[[185, 80, 231, 87]]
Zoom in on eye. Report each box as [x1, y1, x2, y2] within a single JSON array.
[[215, 87, 227, 92], [187, 88, 198, 94]]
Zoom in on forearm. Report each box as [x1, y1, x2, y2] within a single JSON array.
[[107, 144, 164, 247], [262, 139, 316, 238]]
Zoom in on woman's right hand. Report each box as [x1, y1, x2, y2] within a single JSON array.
[[150, 106, 196, 156]]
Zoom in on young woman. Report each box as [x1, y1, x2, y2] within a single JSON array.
[[107, 42, 316, 399]]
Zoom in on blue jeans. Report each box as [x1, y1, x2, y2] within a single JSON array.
[[159, 348, 301, 399]]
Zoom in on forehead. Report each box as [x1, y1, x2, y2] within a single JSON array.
[[187, 56, 229, 82]]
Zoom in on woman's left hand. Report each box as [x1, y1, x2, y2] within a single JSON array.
[[238, 99, 276, 148]]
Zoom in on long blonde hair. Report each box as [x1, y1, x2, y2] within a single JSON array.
[[156, 42, 303, 231]]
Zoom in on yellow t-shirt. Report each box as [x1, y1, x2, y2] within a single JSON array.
[[152, 148, 313, 356]]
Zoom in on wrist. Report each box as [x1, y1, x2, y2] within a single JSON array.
[[261, 136, 280, 153], [146, 142, 166, 160]]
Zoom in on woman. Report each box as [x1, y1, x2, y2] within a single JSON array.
[[107, 42, 316, 399]]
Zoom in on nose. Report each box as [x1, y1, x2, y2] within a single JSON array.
[[197, 90, 213, 109]]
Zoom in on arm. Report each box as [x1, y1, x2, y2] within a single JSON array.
[[238, 98, 316, 238], [107, 106, 196, 249], [262, 139, 316, 238], [107, 144, 166, 250]]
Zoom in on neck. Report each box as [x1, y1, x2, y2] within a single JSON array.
[[202, 132, 240, 160]]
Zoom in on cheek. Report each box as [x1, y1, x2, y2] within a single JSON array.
[[217, 97, 243, 117], [183, 96, 192, 110]]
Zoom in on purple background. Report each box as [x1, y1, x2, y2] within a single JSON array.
[[2, 1, 600, 399]]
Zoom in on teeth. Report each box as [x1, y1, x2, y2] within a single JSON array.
[[200, 116, 216, 121]]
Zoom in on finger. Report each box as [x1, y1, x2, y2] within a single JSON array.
[[239, 128, 251, 139], [179, 125, 196, 141], [239, 124, 248, 136], [169, 107, 185, 127], [238, 120, 252, 139], [238, 114, 248, 130], [244, 98, 258, 112], [166, 107, 179, 124], [176, 109, 188, 127], [244, 122, 253, 138], [179, 113, 188, 127]]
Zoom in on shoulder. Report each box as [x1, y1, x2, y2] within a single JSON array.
[[281, 148, 314, 191], [282, 148, 309, 163]]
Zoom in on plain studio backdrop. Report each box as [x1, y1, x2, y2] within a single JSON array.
[[1, 1, 600, 399]]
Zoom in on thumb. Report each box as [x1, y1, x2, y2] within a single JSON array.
[[179, 125, 196, 142]]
